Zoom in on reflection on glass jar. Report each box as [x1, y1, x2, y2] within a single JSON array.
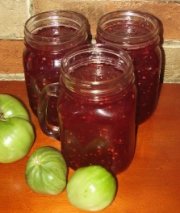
[[96, 10, 163, 123]]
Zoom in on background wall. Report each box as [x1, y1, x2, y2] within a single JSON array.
[[0, 0, 179, 82]]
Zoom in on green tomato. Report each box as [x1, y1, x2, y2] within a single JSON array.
[[67, 165, 117, 211], [0, 94, 35, 163], [25, 146, 67, 195], [0, 94, 29, 120]]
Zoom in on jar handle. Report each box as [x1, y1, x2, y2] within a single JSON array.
[[37, 82, 60, 139]]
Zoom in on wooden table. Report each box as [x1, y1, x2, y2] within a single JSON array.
[[0, 82, 180, 213]]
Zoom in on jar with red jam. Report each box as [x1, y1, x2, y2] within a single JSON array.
[[96, 10, 162, 123], [23, 10, 91, 127], [38, 44, 137, 174]]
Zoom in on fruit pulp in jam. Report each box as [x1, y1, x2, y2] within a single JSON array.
[[97, 23, 161, 123], [23, 26, 88, 125], [129, 44, 161, 123], [58, 63, 136, 174]]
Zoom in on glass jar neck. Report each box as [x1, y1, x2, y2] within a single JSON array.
[[24, 10, 90, 51], [60, 44, 135, 101], [97, 10, 161, 49]]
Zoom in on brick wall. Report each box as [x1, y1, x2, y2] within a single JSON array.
[[0, 0, 179, 82]]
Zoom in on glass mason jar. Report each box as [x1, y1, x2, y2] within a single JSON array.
[[38, 44, 137, 174], [23, 10, 91, 127], [96, 10, 162, 123]]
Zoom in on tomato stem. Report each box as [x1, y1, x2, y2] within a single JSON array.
[[0, 112, 5, 121]]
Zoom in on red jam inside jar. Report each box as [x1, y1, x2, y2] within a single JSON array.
[[23, 11, 91, 126], [96, 11, 162, 123], [56, 44, 137, 174]]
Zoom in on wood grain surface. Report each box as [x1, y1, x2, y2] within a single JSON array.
[[0, 82, 180, 213]]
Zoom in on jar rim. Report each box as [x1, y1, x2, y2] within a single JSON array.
[[24, 10, 89, 47], [97, 10, 161, 48], [61, 43, 134, 97]]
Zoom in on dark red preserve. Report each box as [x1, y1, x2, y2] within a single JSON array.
[[96, 10, 162, 123], [56, 44, 136, 174], [23, 10, 91, 126], [38, 44, 137, 173]]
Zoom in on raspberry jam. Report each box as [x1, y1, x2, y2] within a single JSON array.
[[96, 11, 162, 123], [23, 11, 91, 126], [53, 44, 137, 174]]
